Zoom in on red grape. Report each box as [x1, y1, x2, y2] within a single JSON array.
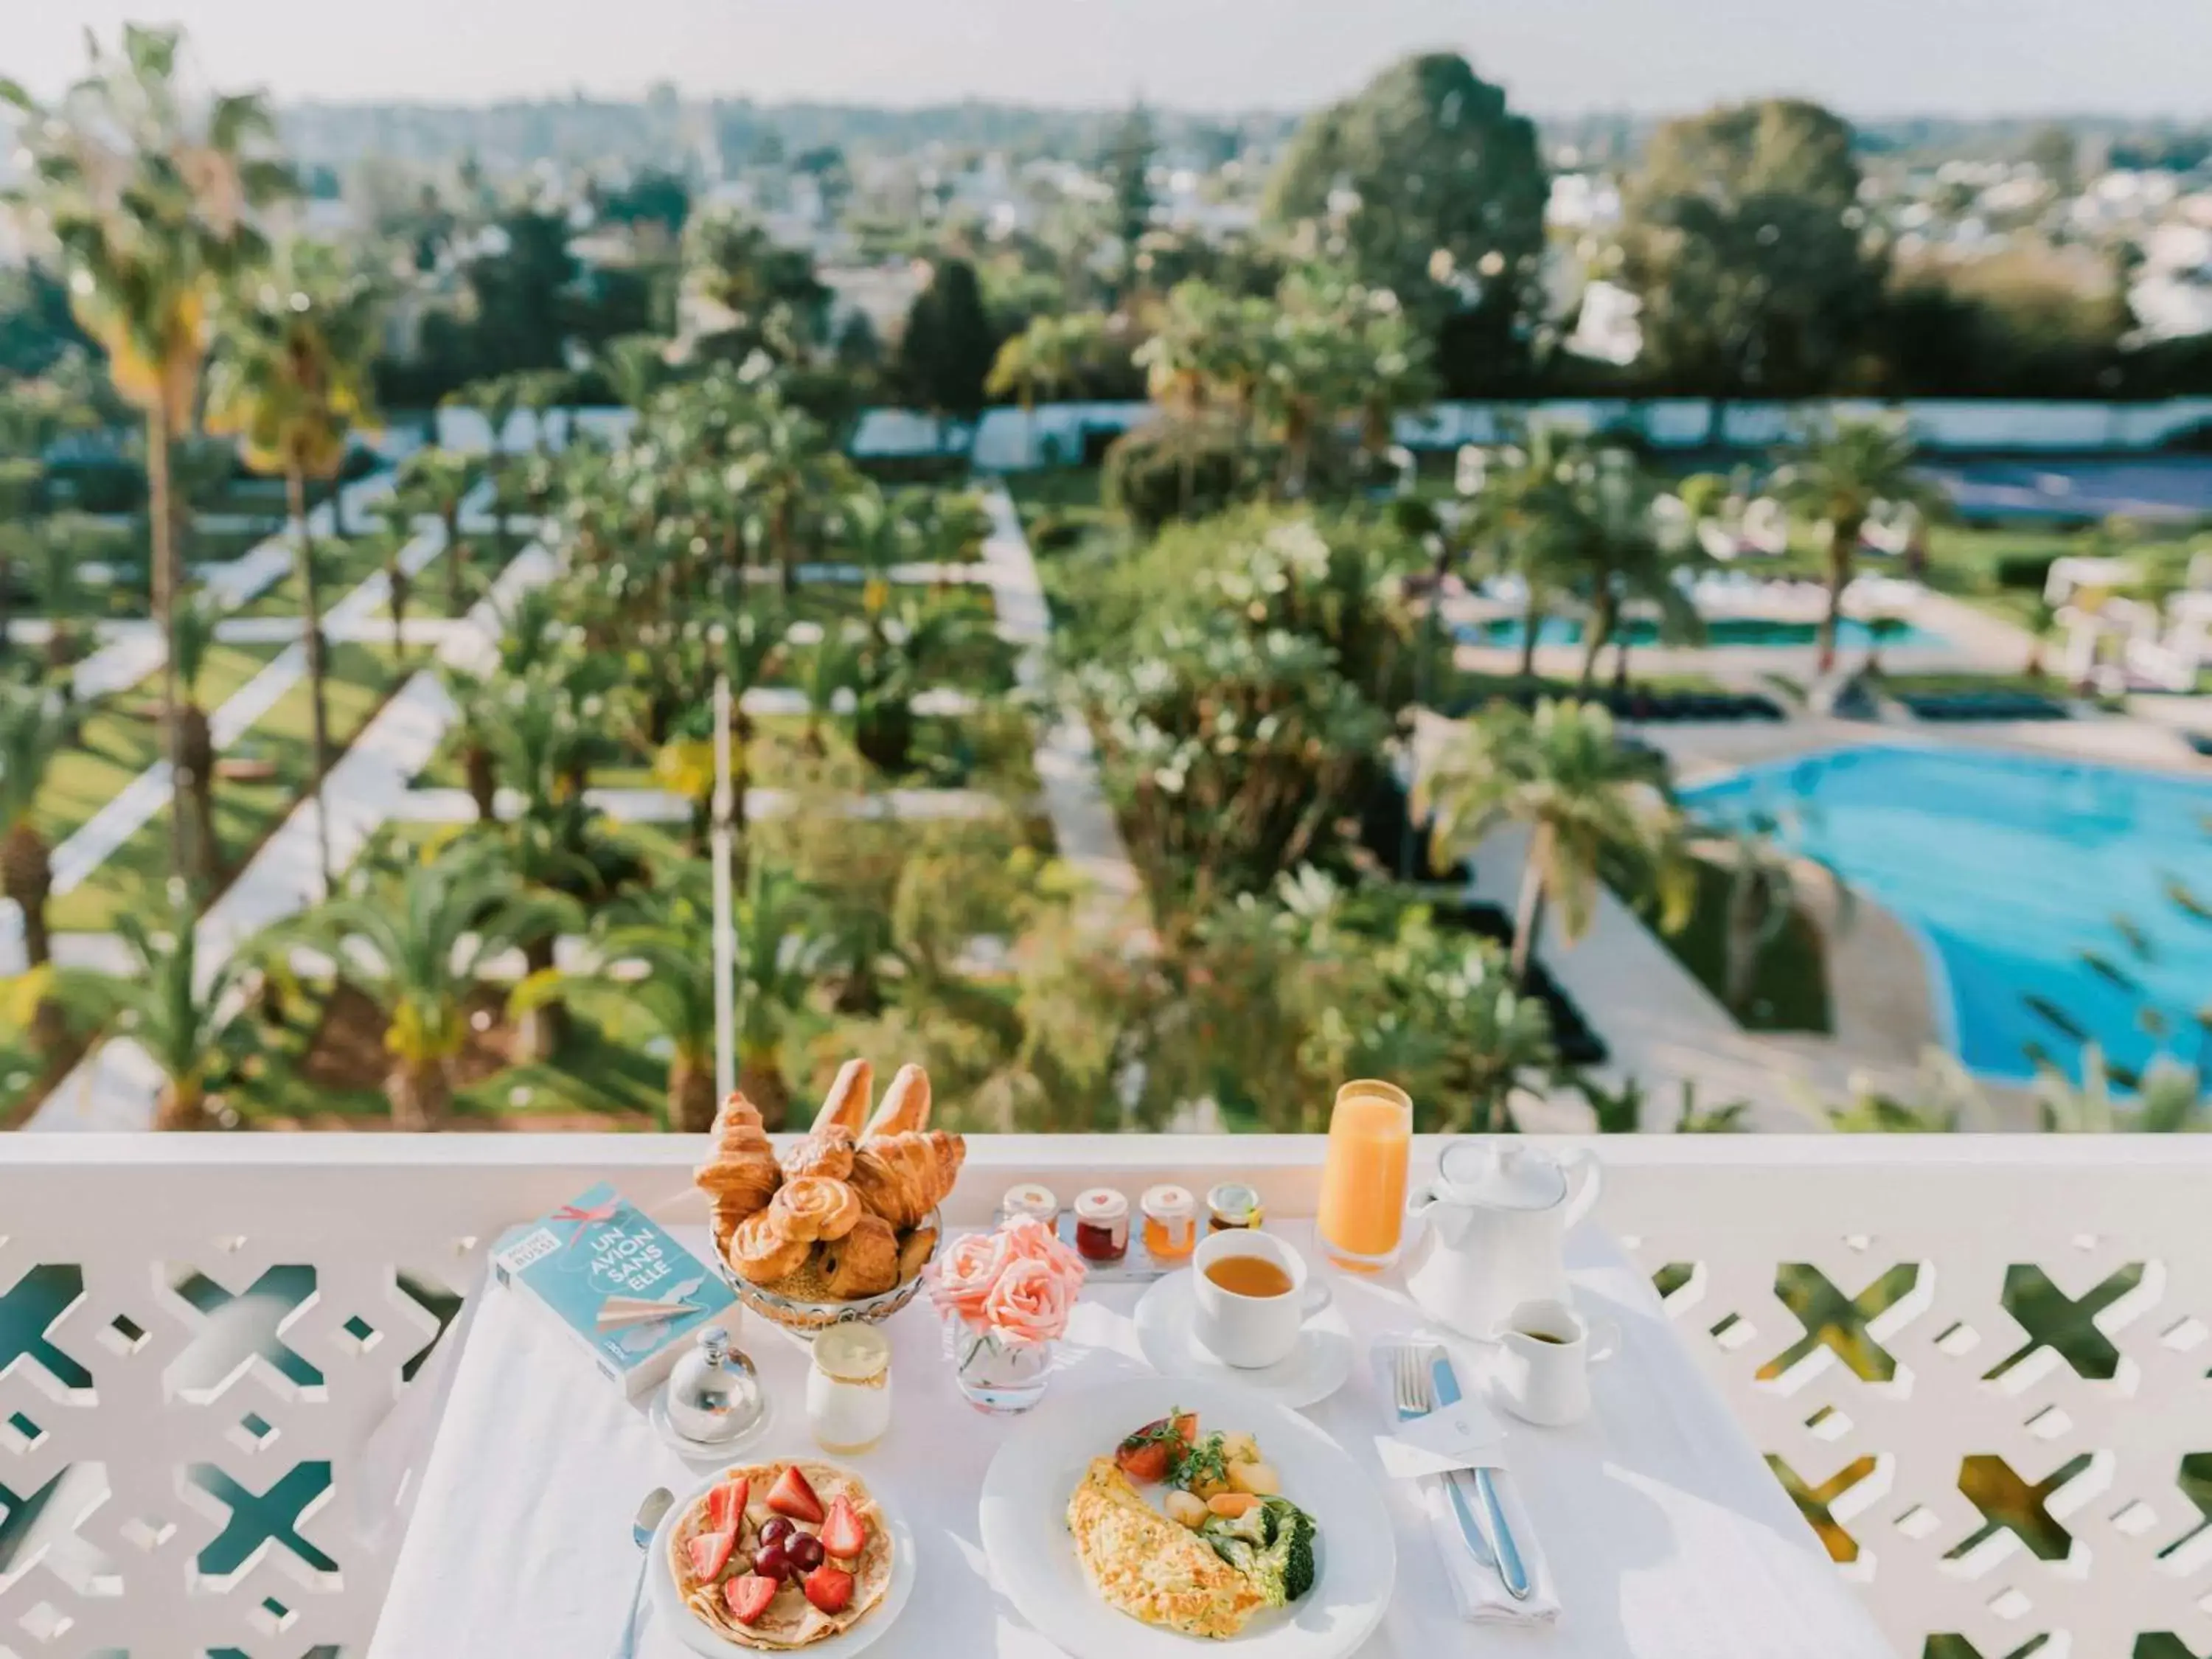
[[752, 1543, 793, 1581], [757, 1517, 794, 1548], [787, 1533, 826, 1572]]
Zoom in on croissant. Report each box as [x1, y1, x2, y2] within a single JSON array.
[[728, 1211, 810, 1284], [897, 1223, 939, 1285], [811, 1058, 873, 1137], [862, 1063, 931, 1138], [848, 1130, 965, 1231], [819, 1213, 902, 1299], [695, 1091, 781, 1248], [768, 1175, 864, 1243], [782, 1124, 855, 1183]]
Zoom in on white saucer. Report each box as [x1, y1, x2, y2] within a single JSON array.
[[1131, 1269, 1356, 1409]]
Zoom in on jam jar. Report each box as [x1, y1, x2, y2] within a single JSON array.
[[1072, 1188, 1131, 1262], [1206, 1182, 1264, 1233], [1140, 1185, 1197, 1261], [997, 1183, 1060, 1227]]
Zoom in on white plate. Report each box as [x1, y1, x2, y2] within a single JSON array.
[[648, 1464, 917, 1659], [1133, 1272, 1356, 1410], [978, 1376, 1396, 1659]]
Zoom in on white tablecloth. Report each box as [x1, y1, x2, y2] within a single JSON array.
[[367, 1224, 1896, 1659]]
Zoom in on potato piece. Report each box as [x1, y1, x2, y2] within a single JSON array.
[[1206, 1492, 1262, 1518], [1219, 1432, 1260, 1464], [1228, 1461, 1281, 1497], [1164, 1490, 1209, 1529]]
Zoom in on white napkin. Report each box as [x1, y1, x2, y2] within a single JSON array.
[[1375, 1343, 1562, 1626]]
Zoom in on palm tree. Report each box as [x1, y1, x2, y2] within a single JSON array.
[[511, 870, 720, 1130], [1464, 430, 1587, 682], [987, 312, 1107, 465], [598, 333, 668, 412], [395, 448, 479, 614], [365, 510, 414, 659], [737, 395, 847, 593], [730, 861, 833, 1130], [4, 27, 292, 882], [205, 240, 380, 889], [1416, 698, 1691, 986], [41, 889, 262, 1130], [169, 596, 222, 884], [1558, 451, 1703, 692], [299, 843, 576, 1127], [1773, 415, 1927, 677], [449, 375, 525, 563], [0, 687, 69, 970], [796, 631, 856, 758], [437, 664, 504, 821]]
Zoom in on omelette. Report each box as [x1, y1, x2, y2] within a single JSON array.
[[1066, 1458, 1267, 1639]]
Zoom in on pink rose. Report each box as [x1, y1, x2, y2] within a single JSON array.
[[928, 1229, 1010, 1322], [1000, 1216, 1088, 1284], [984, 1256, 1075, 1346]]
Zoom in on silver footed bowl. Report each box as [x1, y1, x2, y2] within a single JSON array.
[[711, 1207, 942, 1340]]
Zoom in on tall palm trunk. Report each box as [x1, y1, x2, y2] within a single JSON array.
[[3, 823, 53, 969], [1517, 587, 1545, 681], [736, 1048, 790, 1131], [149, 405, 195, 883], [290, 468, 334, 888], [1509, 827, 1551, 988], [669, 1051, 717, 1133], [388, 1057, 447, 1131], [389, 560, 410, 659], [464, 743, 498, 820], [1577, 594, 1616, 693], [155, 1079, 209, 1133], [1817, 516, 1860, 677], [518, 933, 566, 1060], [442, 504, 467, 614], [178, 699, 219, 883]]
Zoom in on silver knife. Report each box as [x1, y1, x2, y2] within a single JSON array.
[[1395, 1353, 1499, 1575], [1433, 1353, 1534, 1601]]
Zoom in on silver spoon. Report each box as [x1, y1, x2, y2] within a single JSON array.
[[616, 1486, 675, 1659]]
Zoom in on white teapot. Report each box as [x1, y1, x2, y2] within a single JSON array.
[[1404, 1140, 1602, 1340]]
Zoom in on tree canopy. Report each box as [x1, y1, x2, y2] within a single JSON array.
[[1264, 51, 1548, 394], [1619, 99, 1887, 399]]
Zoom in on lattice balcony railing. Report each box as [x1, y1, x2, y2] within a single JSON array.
[[1, 1136, 2205, 1659]]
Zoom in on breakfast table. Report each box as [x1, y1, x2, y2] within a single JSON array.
[[366, 1220, 1897, 1659]]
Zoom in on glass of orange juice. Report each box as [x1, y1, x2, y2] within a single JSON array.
[[1316, 1079, 1413, 1273]]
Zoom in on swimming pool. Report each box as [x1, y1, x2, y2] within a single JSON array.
[[1683, 745, 2212, 1085], [1458, 615, 1947, 650]]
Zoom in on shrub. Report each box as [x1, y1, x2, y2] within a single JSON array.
[[1994, 553, 2058, 591], [1102, 416, 1274, 534]]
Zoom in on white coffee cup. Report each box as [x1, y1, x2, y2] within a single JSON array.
[[1490, 1297, 1618, 1427], [1190, 1231, 1331, 1370]]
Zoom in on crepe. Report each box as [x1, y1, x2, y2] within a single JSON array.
[[668, 1460, 896, 1650], [1065, 1458, 1265, 1640]]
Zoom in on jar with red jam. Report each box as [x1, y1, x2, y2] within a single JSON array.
[[1072, 1189, 1130, 1262]]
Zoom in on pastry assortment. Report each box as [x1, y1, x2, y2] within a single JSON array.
[[695, 1060, 964, 1309]]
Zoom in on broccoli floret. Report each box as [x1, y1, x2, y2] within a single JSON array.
[[1201, 1500, 1317, 1607], [1256, 1499, 1318, 1603]]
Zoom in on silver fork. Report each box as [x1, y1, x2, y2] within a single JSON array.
[[1389, 1345, 1528, 1599]]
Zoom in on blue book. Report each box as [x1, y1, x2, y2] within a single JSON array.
[[492, 1182, 737, 1397]]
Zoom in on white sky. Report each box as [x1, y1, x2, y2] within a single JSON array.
[[9, 0, 2212, 116]]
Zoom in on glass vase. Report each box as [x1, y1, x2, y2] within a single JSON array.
[[950, 1318, 1054, 1415]]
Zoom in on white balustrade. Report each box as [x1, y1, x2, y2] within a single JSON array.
[[0, 1135, 2205, 1658]]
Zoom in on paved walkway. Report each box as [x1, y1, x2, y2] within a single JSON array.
[[25, 538, 554, 1131], [978, 486, 1144, 933]]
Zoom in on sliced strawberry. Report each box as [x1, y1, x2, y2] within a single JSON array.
[[724, 1573, 780, 1626], [765, 1465, 825, 1525], [817, 1494, 867, 1560], [687, 1528, 737, 1581], [705, 1476, 750, 1534], [802, 1562, 855, 1615]]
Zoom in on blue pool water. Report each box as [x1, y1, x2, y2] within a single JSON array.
[[1683, 746, 2212, 1084], [1460, 615, 1946, 650]]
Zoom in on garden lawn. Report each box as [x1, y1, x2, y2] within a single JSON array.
[[1634, 855, 1832, 1034], [239, 530, 402, 618], [51, 642, 406, 931], [33, 642, 288, 849]]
